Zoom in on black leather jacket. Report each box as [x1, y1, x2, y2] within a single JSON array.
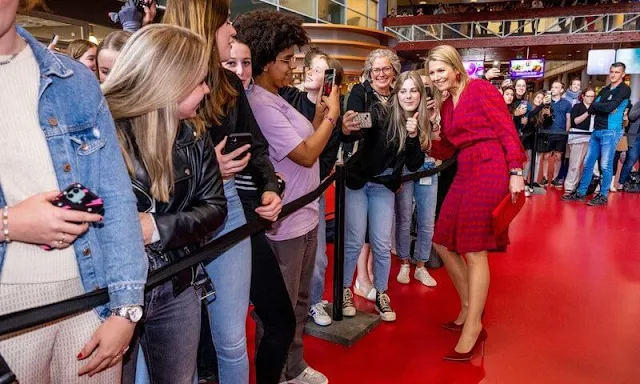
[[122, 121, 227, 292]]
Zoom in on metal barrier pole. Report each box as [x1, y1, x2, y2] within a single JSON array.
[[332, 164, 346, 321]]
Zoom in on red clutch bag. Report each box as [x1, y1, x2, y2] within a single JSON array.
[[492, 192, 526, 236]]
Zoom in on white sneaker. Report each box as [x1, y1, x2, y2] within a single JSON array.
[[289, 367, 328, 384], [396, 264, 410, 284], [342, 288, 356, 317], [414, 267, 437, 287], [308, 301, 332, 326]]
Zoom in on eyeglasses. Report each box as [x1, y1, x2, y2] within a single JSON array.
[[371, 67, 393, 76], [277, 56, 298, 68]]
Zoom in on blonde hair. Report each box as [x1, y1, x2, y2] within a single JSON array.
[[67, 39, 97, 60], [380, 71, 432, 154], [425, 45, 469, 110], [102, 24, 210, 202], [163, 0, 238, 130]]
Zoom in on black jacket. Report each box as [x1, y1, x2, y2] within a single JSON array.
[[209, 70, 279, 197], [125, 121, 227, 266], [343, 103, 425, 192]]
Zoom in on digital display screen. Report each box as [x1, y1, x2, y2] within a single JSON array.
[[508, 59, 545, 79], [587, 49, 616, 75], [463, 61, 485, 79], [615, 48, 640, 74]]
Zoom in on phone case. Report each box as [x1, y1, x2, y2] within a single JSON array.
[[354, 113, 372, 129], [52, 183, 104, 214], [43, 183, 104, 250]]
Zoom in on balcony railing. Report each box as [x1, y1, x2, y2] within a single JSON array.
[[383, 3, 640, 42]]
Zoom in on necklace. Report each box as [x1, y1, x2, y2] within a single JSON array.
[[0, 53, 18, 66], [0, 38, 25, 66]]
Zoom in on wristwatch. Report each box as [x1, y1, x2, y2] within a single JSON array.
[[110, 305, 143, 323], [509, 169, 524, 176]]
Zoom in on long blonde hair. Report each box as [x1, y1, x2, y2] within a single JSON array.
[[102, 24, 210, 202], [380, 71, 431, 154], [426, 45, 470, 111], [163, 0, 238, 130]]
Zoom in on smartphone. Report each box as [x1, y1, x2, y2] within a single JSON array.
[[354, 112, 372, 129], [44, 183, 104, 251], [425, 87, 433, 99], [322, 68, 336, 97], [135, 0, 153, 11], [224, 133, 253, 160], [52, 183, 104, 215]]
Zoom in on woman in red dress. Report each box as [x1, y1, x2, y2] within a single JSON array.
[[426, 45, 526, 361]]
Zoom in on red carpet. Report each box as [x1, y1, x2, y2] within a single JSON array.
[[248, 188, 640, 384]]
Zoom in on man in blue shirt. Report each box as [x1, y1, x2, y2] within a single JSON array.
[[563, 62, 631, 206], [544, 81, 572, 187]]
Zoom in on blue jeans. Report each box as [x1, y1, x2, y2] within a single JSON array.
[[577, 129, 621, 198], [203, 180, 251, 384], [395, 165, 438, 262], [344, 179, 395, 292], [620, 135, 640, 185], [310, 194, 328, 305], [125, 282, 201, 384]]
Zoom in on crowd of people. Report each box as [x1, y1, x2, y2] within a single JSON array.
[[2, 0, 634, 383], [497, 65, 634, 205]]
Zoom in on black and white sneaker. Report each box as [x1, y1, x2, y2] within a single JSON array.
[[342, 288, 356, 317], [541, 177, 549, 187], [561, 191, 586, 202], [375, 292, 396, 322], [551, 178, 564, 189], [587, 193, 608, 206]]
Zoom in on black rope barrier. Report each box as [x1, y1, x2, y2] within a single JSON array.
[[0, 175, 335, 337], [0, 156, 458, 337]]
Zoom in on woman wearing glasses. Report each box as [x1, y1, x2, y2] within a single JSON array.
[[340, 49, 401, 306], [235, 9, 340, 384]]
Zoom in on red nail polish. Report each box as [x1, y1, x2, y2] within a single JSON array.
[[77, 352, 83, 359]]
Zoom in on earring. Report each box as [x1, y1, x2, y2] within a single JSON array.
[[456, 72, 461, 81]]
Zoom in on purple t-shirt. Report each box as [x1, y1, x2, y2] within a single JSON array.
[[247, 85, 319, 241]]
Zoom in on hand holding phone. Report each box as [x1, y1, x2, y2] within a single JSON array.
[[223, 133, 253, 161], [322, 68, 336, 98], [354, 112, 372, 129], [425, 87, 433, 99]]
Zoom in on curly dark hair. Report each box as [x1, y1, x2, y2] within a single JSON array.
[[234, 9, 309, 78]]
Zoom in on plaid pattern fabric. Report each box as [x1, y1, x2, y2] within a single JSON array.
[[432, 80, 524, 253], [440, 80, 526, 170]]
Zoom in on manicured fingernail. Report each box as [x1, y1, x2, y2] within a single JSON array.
[[77, 352, 83, 359]]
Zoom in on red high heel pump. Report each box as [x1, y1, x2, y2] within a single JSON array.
[[443, 328, 488, 362], [441, 310, 485, 332]]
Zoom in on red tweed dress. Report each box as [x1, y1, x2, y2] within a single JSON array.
[[432, 79, 526, 253]]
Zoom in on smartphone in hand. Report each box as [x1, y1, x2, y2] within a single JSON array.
[[425, 87, 433, 99], [52, 183, 104, 215], [322, 68, 336, 98], [224, 133, 253, 160], [354, 112, 372, 129]]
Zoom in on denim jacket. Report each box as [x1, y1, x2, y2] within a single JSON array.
[[0, 26, 148, 318]]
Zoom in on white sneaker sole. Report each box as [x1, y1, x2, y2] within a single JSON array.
[[342, 307, 356, 317], [310, 316, 332, 326], [375, 307, 396, 322]]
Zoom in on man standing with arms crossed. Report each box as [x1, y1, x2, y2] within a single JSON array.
[[563, 62, 631, 206]]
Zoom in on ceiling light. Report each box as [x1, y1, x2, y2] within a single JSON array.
[[88, 34, 99, 44], [576, 50, 581, 53], [547, 51, 552, 53], [568, 53, 572, 56]]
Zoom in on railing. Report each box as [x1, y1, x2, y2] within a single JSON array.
[[384, 3, 640, 42]]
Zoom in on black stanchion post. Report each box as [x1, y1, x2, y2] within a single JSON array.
[[332, 164, 346, 321]]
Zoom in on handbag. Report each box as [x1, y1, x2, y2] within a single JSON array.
[[616, 136, 628, 152], [492, 192, 526, 236]]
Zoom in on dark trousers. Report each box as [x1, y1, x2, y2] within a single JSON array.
[[239, 194, 296, 384], [123, 282, 201, 384]]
